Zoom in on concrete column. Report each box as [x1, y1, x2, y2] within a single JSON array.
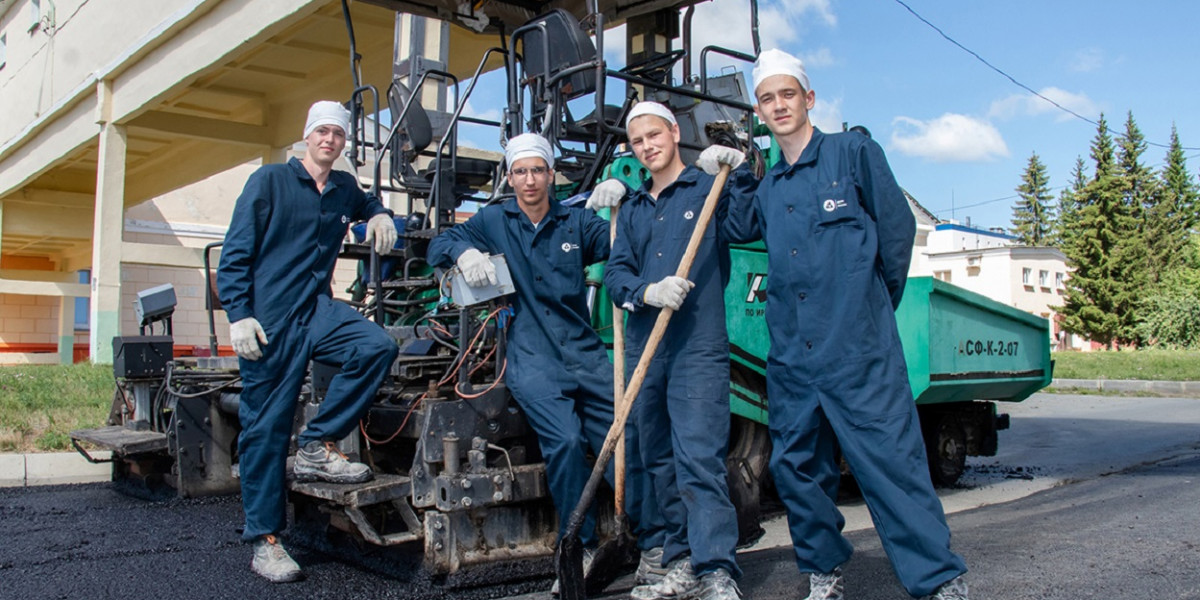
[[90, 80, 126, 364], [263, 145, 288, 165], [57, 295, 76, 365]]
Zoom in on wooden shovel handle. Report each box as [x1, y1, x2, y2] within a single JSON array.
[[600, 164, 731, 464], [611, 204, 627, 517]]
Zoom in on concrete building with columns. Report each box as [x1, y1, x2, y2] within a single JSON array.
[[0, 0, 442, 364]]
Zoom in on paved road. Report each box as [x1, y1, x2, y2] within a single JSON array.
[[2, 393, 1199, 600]]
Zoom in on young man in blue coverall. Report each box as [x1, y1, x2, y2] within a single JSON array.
[[589, 101, 757, 600], [425, 133, 664, 594], [727, 49, 969, 600], [218, 101, 400, 584]]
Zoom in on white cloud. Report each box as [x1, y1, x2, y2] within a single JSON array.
[[810, 96, 843, 133], [987, 87, 1101, 122], [461, 100, 501, 122], [800, 47, 835, 69], [683, 0, 837, 72], [1069, 47, 1104, 73], [889, 113, 1008, 162]]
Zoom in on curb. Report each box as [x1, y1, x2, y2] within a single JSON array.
[[0, 451, 112, 488], [2, 378, 1192, 489], [1051, 379, 1200, 397]]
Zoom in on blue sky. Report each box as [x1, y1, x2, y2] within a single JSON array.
[[454, 0, 1200, 230]]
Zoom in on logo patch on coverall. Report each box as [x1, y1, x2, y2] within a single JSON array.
[[684, 210, 695, 220], [561, 242, 579, 253], [822, 199, 848, 212], [341, 215, 350, 224]]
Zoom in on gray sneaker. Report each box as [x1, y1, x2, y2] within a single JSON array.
[[695, 568, 741, 600], [804, 566, 844, 600], [630, 558, 698, 600], [251, 534, 302, 583], [294, 440, 373, 484], [921, 575, 969, 600], [551, 547, 595, 596], [635, 547, 668, 585]]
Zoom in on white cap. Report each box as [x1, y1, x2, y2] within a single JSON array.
[[506, 133, 554, 169], [752, 49, 810, 94], [625, 101, 677, 128], [304, 101, 351, 139]]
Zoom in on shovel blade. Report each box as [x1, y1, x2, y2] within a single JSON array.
[[556, 533, 587, 600]]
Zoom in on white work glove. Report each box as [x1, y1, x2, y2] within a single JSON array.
[[364, 213, 398, 255], [696, 145, 745, 176], [230, 317, 268, 361], [586, 179, 627, 210], [456, 248, 498, 287], [643, 276, 695, 311]]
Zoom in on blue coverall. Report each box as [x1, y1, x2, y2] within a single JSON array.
[[426, 198, 662, 549], [218, 157, 399, 542], [603, 165, 758, 578], [727, 129, 967, 597]]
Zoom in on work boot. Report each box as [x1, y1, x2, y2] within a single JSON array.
[[630, 558, 698, 600], [294, 440, 373, 484], [803, 566, 844, 600], [250, 534, 302, 583], [694, 568, 741, 600], [921, 575, 969, 600], [551, 547, 595, 596], [635, 547, 668, 585]]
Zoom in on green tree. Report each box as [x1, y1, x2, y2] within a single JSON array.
[[1055, 156, 1088, 250], [1112, 112, 1153, 342], [1011, 152, 1055, 245], [1145, 125, 1199, 278], [1136, 236, 1200, 348], [1060, 114, 1136, 348]]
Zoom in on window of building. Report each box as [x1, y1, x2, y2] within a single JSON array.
[[1022, 267, 1031, 286], [1039, 270, 1049, 288], [0, 33, 6, 70], [934, 270, 952, 283], [74, 269, 90, 330], [1056, 272, 1065, 290], [29, 0, 54, 32]]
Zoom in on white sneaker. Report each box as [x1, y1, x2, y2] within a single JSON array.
[[630, 559, 698, 600], [694, 568, 741, 600], [921, 575, 969, 600], [804, 566, 843, 600], [635, 547, 668, 585], [551, 547, 595, 596], [250, 534, 302, 583]]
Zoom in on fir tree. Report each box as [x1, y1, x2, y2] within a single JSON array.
[[1011, 152, 1055, 245], [1147, 125, 1199, 277], [1055, 157, 1088, 250], [1060, 114, 1132, 348], [1112, 112, 1153, 342]]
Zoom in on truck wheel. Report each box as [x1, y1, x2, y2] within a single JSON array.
[[923, 414, 966, 487], [727, 369, 771, 547]]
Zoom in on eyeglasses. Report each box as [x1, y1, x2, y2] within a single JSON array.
[[510, 166, 549, 178]]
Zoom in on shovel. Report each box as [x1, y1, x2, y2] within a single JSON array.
[[578, 204, 636, 593], [556, 164, 732, 600]]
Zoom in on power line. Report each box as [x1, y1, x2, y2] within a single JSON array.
[[892, 0, 1200, 152], [928, 186, 1067, 217]]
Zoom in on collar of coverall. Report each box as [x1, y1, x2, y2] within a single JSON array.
[[286, 156, 339, 187], [768, 127, 827, 178], [636, 163, 704, 199], [502, 195, 570, 220]]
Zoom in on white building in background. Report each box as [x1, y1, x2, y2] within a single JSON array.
[[906, 218, 1085, 351]]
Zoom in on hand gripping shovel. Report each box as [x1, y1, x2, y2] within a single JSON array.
[[556, 164, 732, 600]]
